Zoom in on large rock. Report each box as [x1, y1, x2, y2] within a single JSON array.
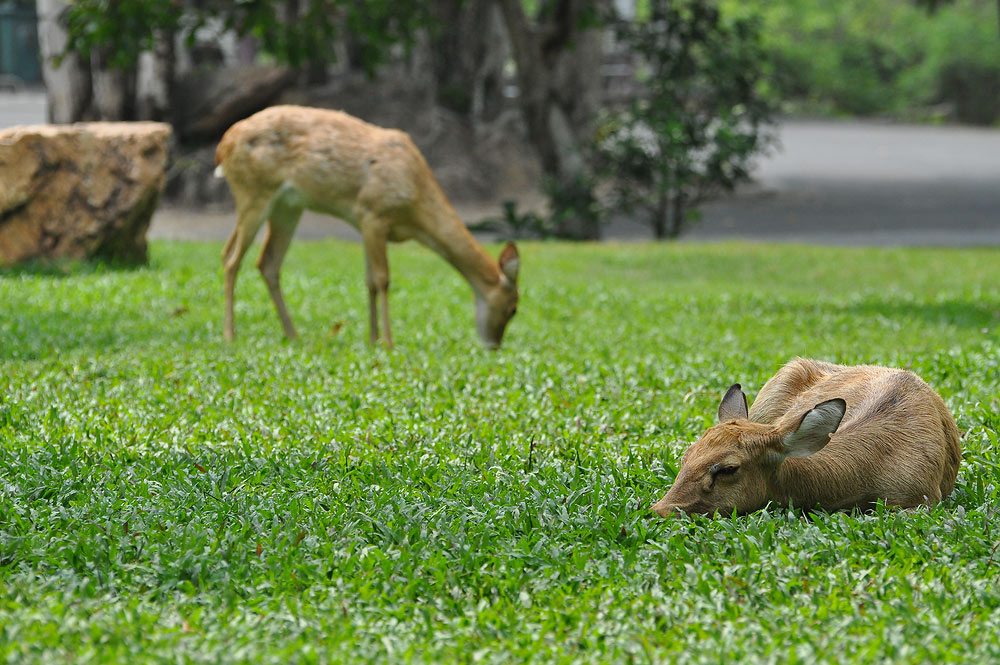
[[173, 65, 295, 141], [0, 122, 170, 265]]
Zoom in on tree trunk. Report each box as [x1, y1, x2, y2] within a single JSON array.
[[495, 0, 563, 178], [136, 30, 175, 122], [36, 0, 91, 123], [495, 0, 608, 239], [430, 0, 506, 121], [37, 0, 165, 122], [471, 7, 508, 121], [91, 49, 137, 121], [549, 18, 604, 131], [668, 190, 686, 239], [653, 187, 669, 239], [305, 59, 329, 85]]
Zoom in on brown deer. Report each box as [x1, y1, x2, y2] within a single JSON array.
[[651, 358, 962, 517], [214, 105, 520, 349]]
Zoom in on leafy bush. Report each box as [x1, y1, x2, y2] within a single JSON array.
[[475, 176, 602, 241], [594, 0, 776, 239], [61, 0, 429, 72], [471, 200, 555, 240], [722, 0, 1000, 124], [545, 174, 603, 240]]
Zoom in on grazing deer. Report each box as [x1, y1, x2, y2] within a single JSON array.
[[214, 105, 520, 349], [651, 358, 962, 517]]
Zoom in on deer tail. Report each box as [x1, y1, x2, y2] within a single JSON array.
[[214, 130, 236, 177]]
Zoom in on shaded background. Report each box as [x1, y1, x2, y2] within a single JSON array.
[[1, 0, 999, 246]]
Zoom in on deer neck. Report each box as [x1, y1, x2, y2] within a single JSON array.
[[771, 457, 867, 511], [414, 193, 502, 298]]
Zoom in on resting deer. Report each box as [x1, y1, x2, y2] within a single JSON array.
[[214, 105, 520, 348], [651, 358, 962, 517]]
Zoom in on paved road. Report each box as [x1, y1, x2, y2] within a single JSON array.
[[3, 92, 998, 246], [0, 89, 48, 127], [686, 120, 1000, 246]]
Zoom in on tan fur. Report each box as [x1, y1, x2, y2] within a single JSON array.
[[215, 105, 520, 348], [651, 358, 962, 517]]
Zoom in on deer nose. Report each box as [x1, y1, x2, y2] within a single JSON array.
[[650, 497, 680, 518], [651, 492, 708, 517]]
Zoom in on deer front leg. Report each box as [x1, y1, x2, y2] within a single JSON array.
[[380, 276, 393, 349], [365, 256, 379, 346], [360, 218, 392, 349], [257, 198, 304, 340], [222, 194, 270, 341]]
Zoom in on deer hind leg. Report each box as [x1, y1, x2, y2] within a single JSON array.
[[360, 214, 392, 349], [257, 188, 304, 340], [364, 256, 378, 346], [223, 192, 271, 341]]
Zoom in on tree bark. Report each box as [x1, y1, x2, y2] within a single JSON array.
[[37, 0, 169, 122], [430, 0, 506, 121], [669, 190, 686, 239], [91, 49, 136, 121], [495, 0, 607, 239], [136, 31, 175, 122], [36, 0, 91, 123], [495, 0, 563, 178], [654, 186, 669, 240]]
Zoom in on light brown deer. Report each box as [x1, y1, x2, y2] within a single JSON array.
[[214, 105, 520, 348], [651, 358, 962, 517]]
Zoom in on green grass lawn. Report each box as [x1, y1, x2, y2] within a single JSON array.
[[1, 240, 999, 663]]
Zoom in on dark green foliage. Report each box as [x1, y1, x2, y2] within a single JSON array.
[[471, 201, 555, 240], [722, 0, 1000, 124], [476, 177, 601, 241], [545, 174, 603, 240], [61, 0, 178, 69], [61, 0, 430, 72], [913, 0, 956, 12], [1, 241, 999, 662], [936, 58, 1000, 125], [595, 0, 776, 239]]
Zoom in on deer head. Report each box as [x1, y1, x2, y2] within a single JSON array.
[[651, 384, 846, 517], [475, 242, 520, 349]]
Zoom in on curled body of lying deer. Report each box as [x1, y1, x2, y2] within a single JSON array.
[[651, 358, 962, 517]]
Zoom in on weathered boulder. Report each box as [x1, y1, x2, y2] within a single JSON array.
[[172, 65, 295, 141], [0, 122, 170, 265]]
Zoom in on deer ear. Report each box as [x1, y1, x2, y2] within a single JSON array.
[[718, 384, 749, 422], [781, 399, 846, 458], [498, 242, 519, 282]]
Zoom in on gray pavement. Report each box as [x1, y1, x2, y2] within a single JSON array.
[[0, 89, 48, 126], [2, 92, 998, 246], [687, 120, 1000, 246]]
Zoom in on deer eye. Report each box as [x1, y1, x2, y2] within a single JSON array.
[[710, 464, 740, 477]]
